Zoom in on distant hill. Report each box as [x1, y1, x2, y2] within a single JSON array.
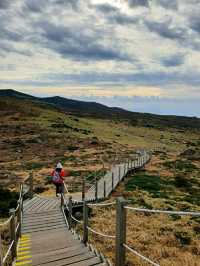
[[1, 89, 200, 130]]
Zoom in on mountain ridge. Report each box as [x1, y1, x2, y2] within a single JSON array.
[[1, 89, 200, 129]]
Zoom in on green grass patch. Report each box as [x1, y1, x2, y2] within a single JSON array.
[[125, 173, 173, 198], [25, 162, 44, 170], [86, 170, 107, 182], [163, 160, 197, 172]]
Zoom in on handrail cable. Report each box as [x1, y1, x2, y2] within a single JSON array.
[[125, 206, 200, 216], [0, 215, 13, 227], [87, 226, 115, 239], [71, 215, 83, 224], [2, 240, 14, 264], [87, 202, 116, 207], [123, 243, 160, 266]]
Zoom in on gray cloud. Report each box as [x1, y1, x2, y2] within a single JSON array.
[[36, 21, 129, 61], [95, 4, 138, 25], [160, 54, 185, 67], [156, 0, 178, 10], [24, 0, 47, 12], [189, 15, 200, 34], [128, 0, 149, 8], [56, 0, 80, 10], [25, 0, 80, 12], [94, 3, 118, 13], [0, 0, 10, 9], [145, 19, 186, 40], [0, 28, 22, 42], [0, 41, 32, 57]]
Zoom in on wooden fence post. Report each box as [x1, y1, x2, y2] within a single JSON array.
[[17, 201, 22, 238], [0, 234, 3, 266], [82, 176, 85, 201], [10, 210, 17, 259], [83, 200, 89, 244], [61, 193, 64, 208], [104, 180, 106, 198], [68, 196, 72, 230], [112, 172, 114, 190], [29, 172, 33, 199], [115, 197, 127, 266], [95, 178, 98, 202]]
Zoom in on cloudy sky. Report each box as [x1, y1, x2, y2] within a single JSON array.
[[0, 0, 200, 117]]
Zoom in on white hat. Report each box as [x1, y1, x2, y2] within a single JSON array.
[[56, 162, 63, 169]]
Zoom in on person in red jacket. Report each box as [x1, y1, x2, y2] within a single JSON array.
[[51, 162, 66, 197]]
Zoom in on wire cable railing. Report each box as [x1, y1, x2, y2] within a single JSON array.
[[62, 151, 156, 266], [125, 206, 200, 216], [0, 175, 33, 266], [123, 244, 160, 266], [63, 177, 200, 266], [87, 226, 115, 239]]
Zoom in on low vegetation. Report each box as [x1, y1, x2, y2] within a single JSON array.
[[1, 93, 200, 265]]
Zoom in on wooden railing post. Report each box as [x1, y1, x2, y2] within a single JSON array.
[[0, 234, 3, 266], [17, 201, 22, 238], [29, 172, 33, 199], [115, 197, 127, 266], [61, 193, 64, 208], [95, 178, 98, 201], [10, 210, 17, 259], [118, 166, 121, 181], [104, 180, 106, 198], [112, 172, 114, 190], [82, 176, 85, 201], [83, 200, 89, 244], [68, 196, 72, 230]]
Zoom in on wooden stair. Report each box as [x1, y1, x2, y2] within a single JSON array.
[[15, 196, 106, 266]]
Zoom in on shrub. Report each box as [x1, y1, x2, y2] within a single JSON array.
[[34, 186, 47, 193], [174, 175, 192, 189], [174, 230, 192, 245], [0, 188, 19, 217], [26, 162, 44, 170], [163, 160, 197, 172]]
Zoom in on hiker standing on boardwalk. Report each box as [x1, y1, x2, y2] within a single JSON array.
[[51, 162, 67, 197]]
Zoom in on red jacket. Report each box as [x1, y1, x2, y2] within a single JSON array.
[[51, 169, 65, 184]]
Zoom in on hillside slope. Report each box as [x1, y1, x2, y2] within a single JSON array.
[[1, 89, 200, 129]]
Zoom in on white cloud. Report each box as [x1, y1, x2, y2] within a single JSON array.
[[0, 0, 200, 116]]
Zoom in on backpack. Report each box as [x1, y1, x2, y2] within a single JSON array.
[[52, 171, 61, 184]]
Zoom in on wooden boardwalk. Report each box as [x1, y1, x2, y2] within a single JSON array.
[[15, 196, 106, 266], [12, 150, 150, 266]]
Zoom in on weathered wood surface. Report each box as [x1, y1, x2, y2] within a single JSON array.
[[15, 196, 105, 266], [73, 150, 150, 202]]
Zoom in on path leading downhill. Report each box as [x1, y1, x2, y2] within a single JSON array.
[[15, 196, 106, 266], [15, 150, 150, 266]]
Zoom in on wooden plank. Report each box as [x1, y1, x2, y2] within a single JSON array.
[[22, 220, 66, 230], [22, 224, 67, 234], [32, 247, 90, 265], [22, 217, 64, 226], [31, 243, 85, 258], [32, 252, 96, 266]]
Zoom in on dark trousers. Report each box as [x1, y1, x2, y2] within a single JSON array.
[[55, 183, 64, 194]]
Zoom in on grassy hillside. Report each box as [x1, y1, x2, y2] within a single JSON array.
[[0, 94, 200, 265], [1, 89, 200, 130]]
